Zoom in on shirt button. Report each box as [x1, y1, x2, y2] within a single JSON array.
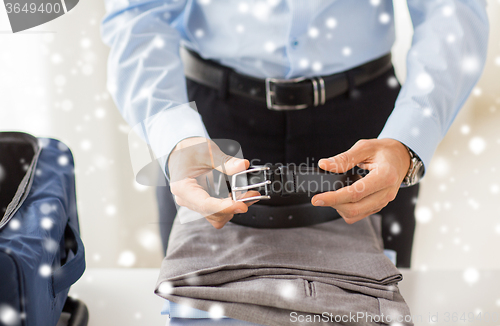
[[291, 39, 299, 48]]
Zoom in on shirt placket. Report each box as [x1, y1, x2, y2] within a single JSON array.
[[285, 0, 315, 79]]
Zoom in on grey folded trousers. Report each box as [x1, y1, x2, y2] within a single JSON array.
[[156, 207, 414, 326]]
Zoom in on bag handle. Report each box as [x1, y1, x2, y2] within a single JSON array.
[[52, 223, 86, 295], [62, 297, 89, 326]]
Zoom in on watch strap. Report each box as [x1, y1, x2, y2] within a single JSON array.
[[401, 145, 424, 187]]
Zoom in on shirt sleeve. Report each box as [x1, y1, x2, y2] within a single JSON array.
[[100, 0, 209, 179], [377, 0, 489, 175]]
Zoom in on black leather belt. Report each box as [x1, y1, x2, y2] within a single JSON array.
[[180, 46, 393, 110], [202, 164, 367, 228], [230, 165, 364, 202]]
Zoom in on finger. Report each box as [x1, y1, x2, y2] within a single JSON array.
[[334, 188, 392, 220], [318, 139, 375, 173], [208, 190, 261, 212], [204, 190, 261, 229], [311, 167, 392, 206], [220, 156, 249, 175], [205, 213, 233, 229], [341, 207, 384, 225], [341, 214, 365, 225], [367, 208, 383, 216], [337, 206, 383, 225], [238, 190, 262, 206], [172, 178, 247, 216], [173, 195, 185, 207], [204, 196, 250, 215]]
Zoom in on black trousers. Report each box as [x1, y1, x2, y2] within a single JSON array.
[[157, 66, 419, 268]]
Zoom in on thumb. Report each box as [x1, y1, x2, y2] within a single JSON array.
[[220, 156, 249, 175], [319, 140, 373, 173], [209, 143, 249, 176]]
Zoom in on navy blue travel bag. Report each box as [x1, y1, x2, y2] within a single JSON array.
[[0, 132, 88, 326]]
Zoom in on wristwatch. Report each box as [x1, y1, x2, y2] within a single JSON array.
[[401, 145, 425, 187]]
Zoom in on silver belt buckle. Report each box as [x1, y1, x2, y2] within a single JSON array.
[[231, 166, 272, 202], [265, 76, 326, 111]]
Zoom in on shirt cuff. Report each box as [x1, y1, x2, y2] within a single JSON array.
[[377, 105, 443, 177], [145, 103, 209, 181]]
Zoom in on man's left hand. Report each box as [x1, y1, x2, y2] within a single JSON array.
[[312, 138, 411, 224]]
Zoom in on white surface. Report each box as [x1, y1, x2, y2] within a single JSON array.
[[69, 268, 167, 326], [399, 269, 500, 326], [70, 268, 500, 326]]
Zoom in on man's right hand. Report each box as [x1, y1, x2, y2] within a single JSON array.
[[167, 137, 259, 229]]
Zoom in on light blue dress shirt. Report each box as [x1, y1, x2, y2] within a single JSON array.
[[100, 0, 489, 175]]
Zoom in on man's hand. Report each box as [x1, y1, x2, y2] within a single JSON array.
[[168, 137, 258, 229], [312, 139, 411, 224]]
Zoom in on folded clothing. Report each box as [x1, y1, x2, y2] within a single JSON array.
[[156, 207, 413, 326], [161, 249, 397, 318]]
